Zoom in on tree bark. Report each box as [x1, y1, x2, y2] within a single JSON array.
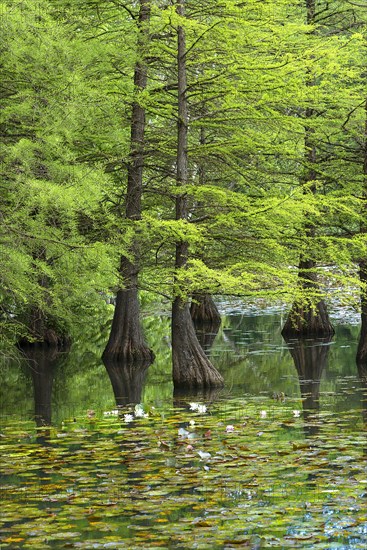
[[190, 293, 221, 326], [282, 260, 334, 338], [357, 97, 367, 368], [172, 299, 223, 388], [171, 1, 223, 389], [189, 123, 222, 334], [103, 0, 154, 364], [19, 306, 70, 348], [190, 293, 221, 350]]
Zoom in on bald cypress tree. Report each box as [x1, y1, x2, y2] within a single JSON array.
[[171, 0, 223, 389], [103, 0, 154, 364], [282, 0, 334, 338], [357, 97, 367, 367]]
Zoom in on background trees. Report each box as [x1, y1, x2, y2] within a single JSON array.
[[0, 0, 114, 347]]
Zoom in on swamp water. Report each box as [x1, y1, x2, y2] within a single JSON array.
[[0, 307, 366, 549]]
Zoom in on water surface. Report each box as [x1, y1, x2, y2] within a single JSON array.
[[1, 311, 366, 548]]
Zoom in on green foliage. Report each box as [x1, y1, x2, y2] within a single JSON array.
[[0, 0, 119, 345], [1, 0, 367, 350]]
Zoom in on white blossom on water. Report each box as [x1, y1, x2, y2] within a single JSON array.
[[189, 403, 207, 414], [197, 450, 211, 460], [293, 410, 301, 417], [104, 410, 119, 417], [134, 405, 148, 418], [260, 410, 267, 419], [124, 414, 134, 423]]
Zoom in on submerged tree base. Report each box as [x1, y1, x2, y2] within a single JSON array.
[[190, 293, 221, 327], [18, 306, 71, 349], [102, 345, 155, 365], [172, 298, 224, 389], [102, 288, 155, 365], [281, 300, 335, 338], [190, 294, 221, 352]]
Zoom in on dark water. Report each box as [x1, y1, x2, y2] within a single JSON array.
[[0, 310, 366, 549], [0, 311, 363, 423]]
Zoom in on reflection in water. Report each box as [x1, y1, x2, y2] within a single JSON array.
[[173, 385, 222, 406], [193, 321, 220, 356], [357, 362, 367, 457], [21, 347, 65, 427], [284, 337, 333, 492], [103, 359, 150, 406], [357, 354, 367, 381], [283, 337, 332, 436]]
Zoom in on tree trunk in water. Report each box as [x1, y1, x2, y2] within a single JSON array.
[[18, 306, 70, 347], [102, 276, 153, 363], [172, 298, 223, 389], [282, 261, 334, 338], [190, 293, 221, 326], [190, 294, 221, 352], [171, 1, 223, 389], [103, 0, 153, 363], [357, 99, 367, 368], [103, 256, 154, 363]]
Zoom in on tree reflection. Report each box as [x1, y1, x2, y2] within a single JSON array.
[[357, 360, 367, 457], [193, 321, 221, 355], [173, 385, 222, 405], [103, 358, 150, 406], [283, 337, 332, 436], [21, 347, 65, 427]]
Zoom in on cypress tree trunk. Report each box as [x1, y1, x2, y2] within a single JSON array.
[[282, 0, 334, 338], [357, 259, 367, 368], [357, 97, 367, 368], [189, 125, 221, 334], [190, 293, 221, 326], [171, 0, 223, 389], [172, 298, 223, 388], [103, 0, 154, 364], [282, 259, 334, 338], [19, 306, 70, 348], [190, 294, 221, 351]]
